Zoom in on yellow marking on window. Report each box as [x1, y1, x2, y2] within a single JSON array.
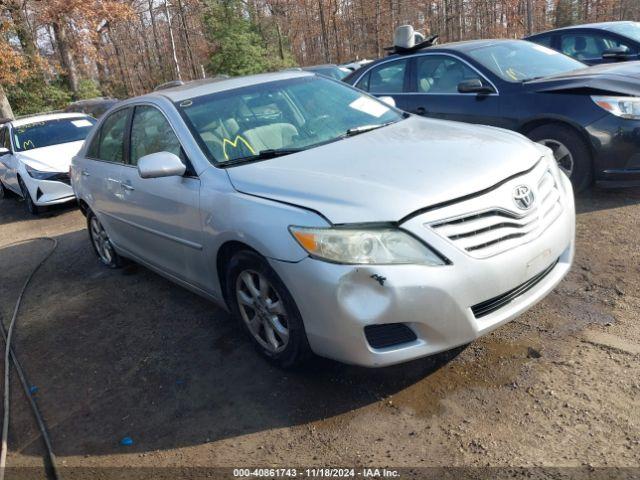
[[23, 140, 35, 150], [222, 135, 255, 160]]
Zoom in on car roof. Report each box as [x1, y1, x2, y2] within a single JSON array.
[[528, 20, 638, 36], [10, 112, 92, 128], [152, 70, 314, 102], [366, 38, 524, 63]]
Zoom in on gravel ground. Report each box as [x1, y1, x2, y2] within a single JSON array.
[[0, 187, 638, 479]]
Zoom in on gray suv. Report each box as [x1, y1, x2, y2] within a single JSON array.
[[72, 71, 575, 368]]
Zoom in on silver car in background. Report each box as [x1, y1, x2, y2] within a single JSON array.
[[72, 71, 575, 368]]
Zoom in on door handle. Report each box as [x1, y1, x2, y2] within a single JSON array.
[[415, 107, 427, 115], [81, 170, 90, 177], [120, 182, 135, 192]]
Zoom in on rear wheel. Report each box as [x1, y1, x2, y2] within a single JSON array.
[[87, 211, 122, 268], [0, 180, 8, 200], [225, 250, 311, 368], [18, 177, 39, 215], [527, 124, 592, 193]]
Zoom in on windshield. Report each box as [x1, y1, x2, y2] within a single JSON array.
[[176, 76, 403, 164], [604, 22, 640, 42], [13, 117, 96, 152], [467, 41, 585, 82], [304, 66, 349, 80]]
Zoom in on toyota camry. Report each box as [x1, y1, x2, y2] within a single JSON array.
[[72, 72, 575, 367]]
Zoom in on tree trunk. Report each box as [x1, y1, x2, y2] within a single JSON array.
[[163, 0, 182, 81], [176, 0, 199, 79], [52, 21, 79, 94], [0, 86, 14, 121]]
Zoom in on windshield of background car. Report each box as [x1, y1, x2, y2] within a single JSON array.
[[176, 76, 403, 164], [467, 41, 586, 82], [305, 66, 349, 80], [12, 117, 96, 152], [605, 22, 640, 42]]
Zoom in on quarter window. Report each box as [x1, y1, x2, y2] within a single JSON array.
[[130, 106, 184, 166], [94, 109, 129, 163], [415, 55, 484, 93], [361, 59, 408, 93]]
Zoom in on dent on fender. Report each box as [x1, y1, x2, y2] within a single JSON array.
[[336, 268, 393, 322]]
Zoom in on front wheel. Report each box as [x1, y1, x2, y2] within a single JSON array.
[[87, 211, 122, 268], [225, 250, 311, 368], [18, 177, 40, 215], [527, 124, 592, 193]]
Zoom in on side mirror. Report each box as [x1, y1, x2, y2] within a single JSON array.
[[602, 46, 633, 60], [458, 79, 495, 94], [137, 151, 186, 179], [378, 96, 396, 108], [0, 147, 9, 156]]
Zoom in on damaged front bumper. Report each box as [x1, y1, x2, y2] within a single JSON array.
[[270, 169, 575, 367]]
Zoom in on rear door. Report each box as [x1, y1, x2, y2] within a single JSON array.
[[78, 107, 133, 245], [405, 54, 503, 126], [114, 104, 205, 285], [353, 57, 415, 112]]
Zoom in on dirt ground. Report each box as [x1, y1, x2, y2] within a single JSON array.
[[0, 186, 638, 480]]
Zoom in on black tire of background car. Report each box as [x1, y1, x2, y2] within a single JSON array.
[[225, 250, 312, 368], [17, 177, 39, 215], [0, 181, 7, 200], [527, 123, 593, 193], [87, 210, 123, 269]]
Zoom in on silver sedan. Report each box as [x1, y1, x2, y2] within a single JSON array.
[[72, 71, 575, 367]]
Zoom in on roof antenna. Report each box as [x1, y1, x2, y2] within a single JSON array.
[[385, 25, 438, 55]]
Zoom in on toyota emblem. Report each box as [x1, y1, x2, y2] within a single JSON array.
[[513, 185, 535, 210]]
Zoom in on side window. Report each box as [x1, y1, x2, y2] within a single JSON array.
[[96, 109, 129, 163], [365, 59, 408, 94], [2, 128, 11, 150], [130, 106, 184, 167], [415, 55, 484, 94], [560, 33, 634, 60], [532, 35, 553, 48], [355, 71, 371, 91]]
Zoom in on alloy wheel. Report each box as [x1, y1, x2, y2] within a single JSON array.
[[537, 138, 574, 177], [90, 215, 115, 265], [235, 270, 290, 353]]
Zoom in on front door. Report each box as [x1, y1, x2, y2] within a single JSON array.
[[115, 105, 204, 286], [406, 54, 503, 127], [0, 126, 20, 194]]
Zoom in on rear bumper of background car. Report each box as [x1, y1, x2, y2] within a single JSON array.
[[270, 164, 575, 367], [586, 115, 640, 187]]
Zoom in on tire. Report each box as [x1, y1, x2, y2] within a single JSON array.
[[87, 210, 123, 268], [18, 177, 40, 215], [527, 124, 592, 193], [225, 250, 312, 368], [0, 180, 8, 200]]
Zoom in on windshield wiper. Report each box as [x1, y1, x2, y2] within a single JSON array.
[[232, 148, 304, 162], [345, 122, 394, 137]]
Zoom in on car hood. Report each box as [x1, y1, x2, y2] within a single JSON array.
[[17, 140, 85, 172], [527, 61, 640, 96], [226, 116, 544, 224]]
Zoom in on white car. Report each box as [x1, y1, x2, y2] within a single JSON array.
[[0, 112, 96, 214]]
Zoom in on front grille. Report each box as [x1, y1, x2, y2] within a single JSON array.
[[430, 168, 562, 258], [471, 258, 558, 318], [364, 323, 417, 349]]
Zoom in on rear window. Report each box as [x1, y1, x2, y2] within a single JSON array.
[[13, 117, 96, 152]]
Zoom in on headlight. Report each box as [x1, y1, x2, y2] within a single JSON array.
[[289, 226, 446, 265], [25, 165, 59, 180], [591, 96, 640, 119]]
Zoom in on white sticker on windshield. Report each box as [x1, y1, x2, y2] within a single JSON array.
[[532, 44, 559, 55], [71, 119, 93, 128], [349, 96, 389, 118]]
